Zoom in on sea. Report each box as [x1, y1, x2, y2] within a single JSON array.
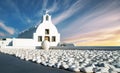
[[51, 46, 120, 50]]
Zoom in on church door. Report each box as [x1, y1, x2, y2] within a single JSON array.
[[45, 36, 50, 41]]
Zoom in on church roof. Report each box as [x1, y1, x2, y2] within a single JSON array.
[[18, 26, 37, 38]]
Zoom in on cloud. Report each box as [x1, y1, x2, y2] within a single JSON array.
[[0, 32, 6, 36], [63, 27, 120, 46], [60, 1, 120, 46], [43, 0, 48, 9], [61, 0, 120, 39], [36, 0, 48, 17], [7, 0, 32, 25], [52, 0, 88, 25], [0, 22, 15, 35], [26, 18, 32, 23], [47, 0, 58, 13]]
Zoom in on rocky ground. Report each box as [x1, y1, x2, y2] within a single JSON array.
[[0, 48, 120, 73]]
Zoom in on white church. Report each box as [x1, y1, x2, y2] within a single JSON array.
[[0, 13, 60, 49]]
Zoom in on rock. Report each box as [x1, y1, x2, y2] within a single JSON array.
[[41, 61, 47, 66], [32, 58, 36, 62], [73, 67, 80, 72], [20, 54, 24, 60], [36, 59, 41, 63], [95, 62, 105, 67], [68, 64, 80, 72], [0, 48, 120, 73], [61, 62, 69, 69], [56, 62, 61, 68], [84, 67, 93, 73], [100, 67, 109, 73], [47, 63, 54, 67]]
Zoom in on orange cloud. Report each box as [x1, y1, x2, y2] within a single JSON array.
[[0, 22, 15, 35], [63, 27, 120, 46]]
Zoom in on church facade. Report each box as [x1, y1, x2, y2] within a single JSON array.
[[33, 13, 60, 47], [0, 13, 60, 49]]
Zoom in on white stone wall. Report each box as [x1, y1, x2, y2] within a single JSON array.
[[12, 38, 35, 49]]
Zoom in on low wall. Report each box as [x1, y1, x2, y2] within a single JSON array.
[[13, 38, 35, 47], [4, 46, 35, 49]]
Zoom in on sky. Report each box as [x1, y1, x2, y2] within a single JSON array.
[[0, 0, 120, 46]]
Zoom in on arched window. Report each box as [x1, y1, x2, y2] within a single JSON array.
[[46, 15, 49, 21], [45, 29, 49, 34], [38, 36, 42, 42], [52, 36, 56, 42]]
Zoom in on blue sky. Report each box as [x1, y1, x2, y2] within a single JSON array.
[[0, 0, 120, 46]]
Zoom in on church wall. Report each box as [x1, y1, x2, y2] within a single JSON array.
[[33, 33, 60, 46]]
